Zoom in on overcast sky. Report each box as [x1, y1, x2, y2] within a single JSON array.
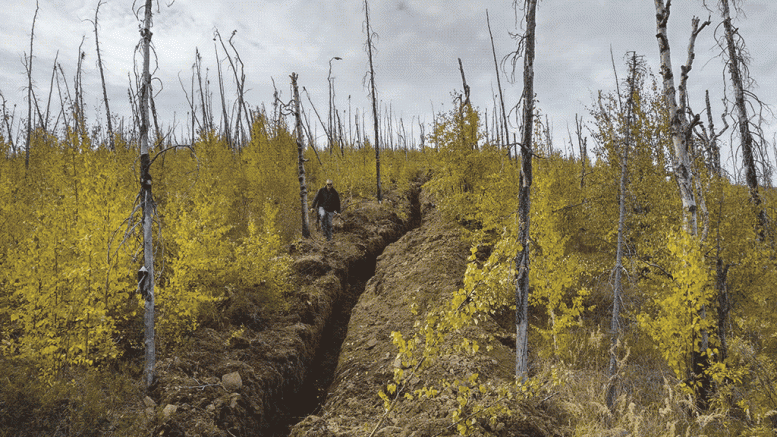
[[1, 0, 775, 172]]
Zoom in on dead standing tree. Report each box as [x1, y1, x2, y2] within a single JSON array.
[[291, 73, 311, 238], [364, 0, 381, 202], [215, 30, 252, 147], [653, 0, 713, 404], [504, 0, 539, 381], [1, 92, 17, 153], [606, 52, 644, 411], [25, 0, 40, 169], [713, 0, 770, 234], [136, 0, 157, 389], [213, 35, 232, 149], [486, 10, 512, 157], [654, 0, 709, 236], [93, 0, 115, 150]]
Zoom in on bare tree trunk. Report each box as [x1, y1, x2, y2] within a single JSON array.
[[700, 90, 727, 176], [25, 0, 40, 169], [215, 30, 251, 147], [214, 40, 232, 148], [291, 73, 311, 238], [94, 0, 114, 150], [486, 10, 511, 157], [364, 0, 381, 202], [576, 114, 587, 189], [75, 37, 87, 139], [458, 58, 471, 107], [654, 1, 709, 236], [606, 52, 642, 411], [195, 49, 210, 134], [44, 51, 59, 132], [654, 1, 712, 406], [327, 57, 342, 155], [138, 0, 156, 389], [514, 0, 538, 381], [719, 0, 767, 232], [1, 92, 16, 153]]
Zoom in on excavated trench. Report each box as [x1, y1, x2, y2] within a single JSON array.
[[267, 186, 422, 436], [279, 257, 377, 432], [147, 184, 423, 437]]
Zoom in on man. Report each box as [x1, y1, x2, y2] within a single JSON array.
[[312, 179, 341, 241]]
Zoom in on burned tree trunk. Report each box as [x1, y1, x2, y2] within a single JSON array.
[[94, 0, 114, 150], [137, 0, 156, 389], [364, 0, 381, 202], [25, 0, 40, 169], [486, 10, 511, 157], [719, 0, 767, 233], [514, 0, 538, 381], [214, 39, 232, 149], [606, 52, 643, 411], [291, 73, 311, 239]]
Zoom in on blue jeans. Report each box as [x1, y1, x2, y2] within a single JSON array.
[[320, 208, 334, 241]]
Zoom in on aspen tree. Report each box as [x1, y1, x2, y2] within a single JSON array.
[[137, 0, 156, 389], [653, 1, 709, 236], [653, 0, 713, 404]]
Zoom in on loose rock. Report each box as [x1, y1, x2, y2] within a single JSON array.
[[222, 371, 242, 392]]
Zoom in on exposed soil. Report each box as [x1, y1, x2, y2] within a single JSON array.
[[144, 185, 422, 436], [287, 191, 556, 437], [145, 183, 558, 436]]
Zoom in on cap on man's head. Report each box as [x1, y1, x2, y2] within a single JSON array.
[[326, 179, 333, 186]]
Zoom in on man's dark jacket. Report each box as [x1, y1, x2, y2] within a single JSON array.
[[312, 187, 341, 213]]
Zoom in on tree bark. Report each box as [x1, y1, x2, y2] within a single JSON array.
[[94, 0, 114, 150], [606, 52, 642, 411], [291, 73, 311, 239], [214, 40, 232, 149], [654, 1, 709, 236], [25, 0, 39, 169], [364, 0, 381, 202], [719, 0, 767, 233], [576, 114, 587, 189], [654, 1, 712, 406], [138, 0, 156, 389], [515, 0, 537, 381], [1, 92, 16, 153], [486, 10, 511, 158], [195, 49, 210, 134], [44, 52, 58, 132]]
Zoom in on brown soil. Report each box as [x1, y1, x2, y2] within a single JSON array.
[[144, 185, 421, 436], [146, 183, 558, 437], [287, 191, 555, 437]]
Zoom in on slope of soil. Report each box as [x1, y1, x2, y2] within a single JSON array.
[[288, 193, 556, 437], [144, 185, 422, 437]]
